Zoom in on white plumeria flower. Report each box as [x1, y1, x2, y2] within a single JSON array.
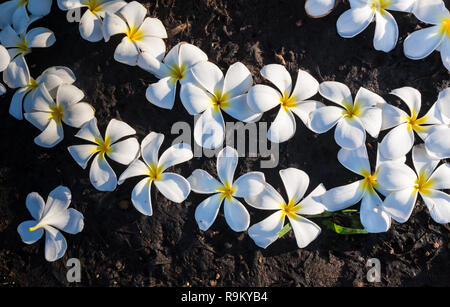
[[337, 0, 415, 52], [0, 0, 51, 33], [309, 82, 385, 149], [0, 44, 10, 96], [188, 146, 265, 232], [138, 42, 208, 110], [404, 0, 450, 70], [321, 145, 406, 233], [24, 83, 95, 148], [425, 88, 450, 158], [305, 0, 337, 18], [57, 0, 126, 42], [247, 64, 322, 143], [118, 132, 193, 216], [4, 56, 76, 120], [379, 86, 443, 160], [181, 61, 262, 149], [246, 168, 326, 249], [102, 1, 167, 66], [378, 144, 450, 224], [68, 118, 140, 192], [17, 186, 84, 262]]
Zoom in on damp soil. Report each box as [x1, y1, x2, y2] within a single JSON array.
[[0, 0, 449, 287]]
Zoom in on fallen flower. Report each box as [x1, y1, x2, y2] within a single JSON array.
[[305, 0, 337, 18], [0, 0, 51, 33], [425, 88, 450, 158]]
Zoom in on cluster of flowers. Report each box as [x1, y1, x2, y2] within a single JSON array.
[[305, 0, 450, 71], [2, 1, 448, 262]]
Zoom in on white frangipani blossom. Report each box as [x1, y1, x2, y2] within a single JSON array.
[[0, 44, 10, 96], [58, 0, 127, 42], [4, 55, 77, 120], [321, 145, 405, 233], [24, 83, 95, 148], [378, 144, 450, 224], [337, 0, 415, 52], [246, 168, 326, 249], [118, 132, 193, 216], [102, 1, 167, 66], [379, 87, 443, 160], [425, 88, 450, 159], [404, 0, 450, 70], [0, 0, 51, 33], [305, 0, 337, 18], [138, 42, 208, 110], [247, 64, 323, 143], [68, 118, 140, 192], [17, 186, 84, 262], [309, 82, 385, 149], [181, 61, 261, 149], [188, 146, 266, 232]]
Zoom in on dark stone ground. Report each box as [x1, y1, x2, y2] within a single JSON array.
[[0, 0, 449, 286]]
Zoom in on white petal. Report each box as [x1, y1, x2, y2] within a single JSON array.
[[288, 215, 321, 248], [222, 62, 253, 98], [195, 193, 223, 231], [154, 172, 190, 203], [360, 192, 391, 233], [319, 81, 353, 107], [114, 38, 139, 66], [386, 0, 415, 12], [216, 146, 238, 185], [224, 197, 250, 232], [75, 118, 102, 143], [131, 178, 153, 216], [221, 94, 262, 123], [437, 87, 450, 120], [268, 108, 296, 143], [34, 120, 64, 148], [188, 169, 222, 194], [404, 26, 443, 60], [50, 208, 84, 234], [10, 87, 30, 120], [141, 131, 163, 166], [139, 17, 167, 38], [380, 102, 408, 130], [158, 142, 193, 171], [334, 117, 366, 149], [29, 83, 54, 112], [12, 5, 29, 34], [145, 76, 176, 110], [309, 106, 343, 133], [425, 126, 450, 159], [44, 226, 67, 262], [24, 111, 50, 130], [379, 123, 414, 160], [244, 183, 284, 210], [3, 55, 29, 88], [260, 64, 292, 95], [63, 102, 95, 128], [108, 137, 140, 165], [89, 154, 117, 191], [321, 180, 364, 211], [246, 84, 281, 113], [68, 144, 98, 169], [40, 66, 76, 85], [102, 11, 127, 41], [28, 0, 52, 15], [296, 183, 327, 215], [441, 37, 450, 71], [43, 185, 72, 217], [422, 190, 450, 224], [412, 0, 450, 24], [423, 100, 446, 125], [105, 118, 136, 144], [0, 83, 5, 95], [337, 145, 371, 175], [412, 143, 439, 177], [336, 7, 374, 38], [305, 0, 336, 18], [291, 69, 319, 101], [135, 36, 165, 61], [358, 107, 382, 138], [17, 220, 44, 244], [177, 42, 208, 69], [390, 86, 422, 114], [26, 192, 45, 220], [429, 163, 450, 190], [26, 27, 56, 48], [279, 168, 309, 204], [248, 211, 285, 248], [0, 2, 17, 29], [377, 162, 417, 191], [179, 82, 211, 115], [354, 87, 386, 109], [118, 159, 148, 184], [79, 10, 103, 42], [137, 52, 168, 78], [191, 61, 224, 95], [233, 171, 265, 198], [118, 0, 146, 28], [290, 100, 324, 128], [56, 84, 83, 107], [0, 45, 10, 72], [382, 187, 417, 223], [0, 25, 21, 47], [193, 107, 225, 149], [373, 10, 398, 53]]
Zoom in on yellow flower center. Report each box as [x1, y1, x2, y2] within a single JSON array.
[[371, 0, 390, 12], [405, 110, 428, 132], [279, 92, 296, 111], [342, 101, 361, 119], [49, 105, 65, 124], [28, 78, 38, 90], [18, 0, 28, 6], [28, 224, 41, 232], [168, 64, 186, 84], [16, 37, 29, 54], [125, 25, 144, 42], [94, 137, 112, 157], [84, 0, 103, 14], [210, 90, 229, 111], [414, 171, 434, 195], [280, 198, 301, 219], [217, 182, 236, 200], [147, 164, 163, 181], [439, 18, 450, 37], [361, 170, 378, 194]]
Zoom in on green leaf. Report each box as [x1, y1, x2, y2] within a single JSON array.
[[277, 223, 292, 238], [322, 220, 368, 235]]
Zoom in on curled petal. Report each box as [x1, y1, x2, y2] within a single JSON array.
[[79, 10, 103, 42], [131, 178, 153, 216], [26, 27, 56, 48], [373, 10, 398, 53]]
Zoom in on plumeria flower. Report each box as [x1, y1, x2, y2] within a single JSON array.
[[17, 186, 84, 262], [0, 44, 10, 96], [246, 168, 326, 249], [321, 145, 405, 233], [24, 83, 95, 148], [305, 0, 338, 18], [181, 61, 262, 149], [378, 144, 450, 224], [404, 0, 450, 70], [425, 88, 450, 159], [247, 64, 322, 143], [68, 118, 140, 192], [188, 146, 265, 232], [138, 42, 208, 110], [102, 1, 167, 66], [379, 86, 443, 160], [4, 56, 76, 120], [0, 0, 51, 33], [118, 132, 193, 216], [337, 0, 415, 52], [57, 0, 127, 42], [309, 81, 385, 149]]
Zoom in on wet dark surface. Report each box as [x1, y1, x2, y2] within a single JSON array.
[[0, 0, 449, 286]]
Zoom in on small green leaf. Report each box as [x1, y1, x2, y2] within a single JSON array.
[[277, 223, 292, 238], [322, 220, 368, 235]]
